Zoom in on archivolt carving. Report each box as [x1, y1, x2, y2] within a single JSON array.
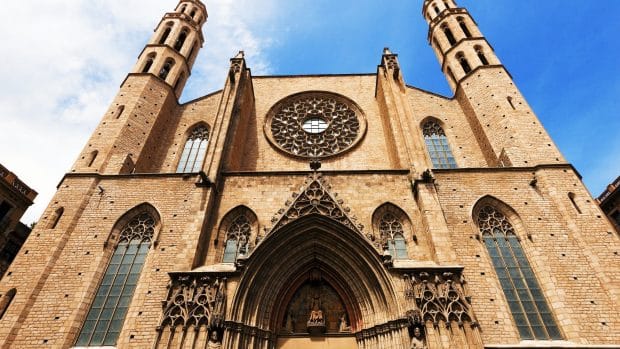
[[404, 270, 477, 327], [158, 273, 227, 330], [265, 92, 366, 158], [267, 174, 364, 235]]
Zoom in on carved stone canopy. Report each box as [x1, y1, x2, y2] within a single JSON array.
[[403, 269, 478, 328], [158, 273, 227, 331]]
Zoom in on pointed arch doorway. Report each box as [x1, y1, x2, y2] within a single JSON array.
[[226, 215, 407, 349]]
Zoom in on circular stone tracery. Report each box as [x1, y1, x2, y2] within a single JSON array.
[[265, 92, 366, 158]]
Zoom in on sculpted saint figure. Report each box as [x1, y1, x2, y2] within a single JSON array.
[[207, 331, 222, 349], [410, 326, 427, 349], [285, 311, 294, 333], [309, 302, 324, 323], [338, 313, 351, 332]]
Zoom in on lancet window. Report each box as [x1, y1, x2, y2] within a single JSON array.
[[176, 125, 209, 173], [174, 28, 189, 52], [475, 45, 489, 65], [477, 206, 562, 340], [159, 23, 173, 45], [456, 52, 472, 73], [159, 59, 174, 80], [76, 212, 155, 346], [222, 215, 251, 263], [422, 120, 457, 169], [457, 17, 472, 38], [379, 213, 408, 259], [442, 24, 457, 46]]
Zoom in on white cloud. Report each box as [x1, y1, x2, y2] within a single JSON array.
[[0, 0, 278, 223]]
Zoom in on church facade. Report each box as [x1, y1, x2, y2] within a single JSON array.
[[0, 0, 618, 348]]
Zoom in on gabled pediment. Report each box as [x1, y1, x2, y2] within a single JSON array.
[[267, 173, 365, 235]]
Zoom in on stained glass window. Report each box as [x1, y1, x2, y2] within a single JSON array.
[[76, 213, 154, 346], [422, 120, 457, 169], [177, 125, 209, 173], [477, 206, 562, 340]]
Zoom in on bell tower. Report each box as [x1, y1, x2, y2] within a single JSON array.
[[423, 0, 565, 167], [132, 0, 207, 95], [71, 0, 207, 175]]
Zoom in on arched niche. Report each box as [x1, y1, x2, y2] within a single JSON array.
[[226, 215, 406, 349]]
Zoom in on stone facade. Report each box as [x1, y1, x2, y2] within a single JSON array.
[[0, 163, 37, 279], [597, 176, 620, 233], [0, 0, 618, 348]]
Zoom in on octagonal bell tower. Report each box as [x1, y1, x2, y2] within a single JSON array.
[[423, 0, 565, 167], [71, 0, 208, 175]]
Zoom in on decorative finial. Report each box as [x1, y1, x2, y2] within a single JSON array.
[[234, 50, 245, 59], [383, 47, 392, 55]]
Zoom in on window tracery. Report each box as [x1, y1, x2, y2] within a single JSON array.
[[76, 212, 155, 346], [422, 120, 457, 169], [266, 92, 365, 158], [177, 125, 209, 173], [222, 215, 251, 263], [477, 206, 562, 340], [379, 213, 407, 259]]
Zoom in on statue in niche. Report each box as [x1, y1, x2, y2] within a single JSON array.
[[338, 313, 351, 332], [207, 330, 222, 349], [285, 311, 295, 333], [409, 326, 427, 349], [308, 295, 324, 324]]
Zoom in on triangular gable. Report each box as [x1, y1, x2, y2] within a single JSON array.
[[267, 173, 365, 235]]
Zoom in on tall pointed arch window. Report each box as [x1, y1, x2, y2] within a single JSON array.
[[379, 213, 408, 259], [159, 23, 173, 45], [422, 120, 457, 169], [176, 125, 209, 173], [442, 24, 457, 46], [222, 215, 251, 263], [477, 206, 562, 340], [76, 212, 155, 346], [456, 52, 472, 73], [158, 58, 174, 80]]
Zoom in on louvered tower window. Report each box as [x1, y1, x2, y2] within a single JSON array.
[[177, 125, 209, 173], [422, 120, 457, 169], [76, 213, 155, 346], [477, 206, 562, 340]]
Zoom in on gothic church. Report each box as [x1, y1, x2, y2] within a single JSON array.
[[0, 0, 618, 348]]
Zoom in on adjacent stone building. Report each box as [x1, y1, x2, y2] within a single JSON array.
[[597, 176, 620, 233], [0, 163, 37, 279], [0, 0, 618, 348]]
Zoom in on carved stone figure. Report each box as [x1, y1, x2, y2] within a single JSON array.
[[285, 311, 294, 333], [409, 326, 427, 349], [207, 330, 222, 349], [338, 313, 351, 332], [309, 302, 324, 324]]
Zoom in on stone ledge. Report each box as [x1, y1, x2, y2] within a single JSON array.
[[485, 341, 620, 348]]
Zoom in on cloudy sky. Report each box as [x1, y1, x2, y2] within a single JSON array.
[[1, 0, 619, 224]]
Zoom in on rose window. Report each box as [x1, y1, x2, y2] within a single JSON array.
[[265, 92, 366, 158]]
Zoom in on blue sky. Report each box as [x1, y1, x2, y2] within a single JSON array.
[[1, 0, 618, 223]]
